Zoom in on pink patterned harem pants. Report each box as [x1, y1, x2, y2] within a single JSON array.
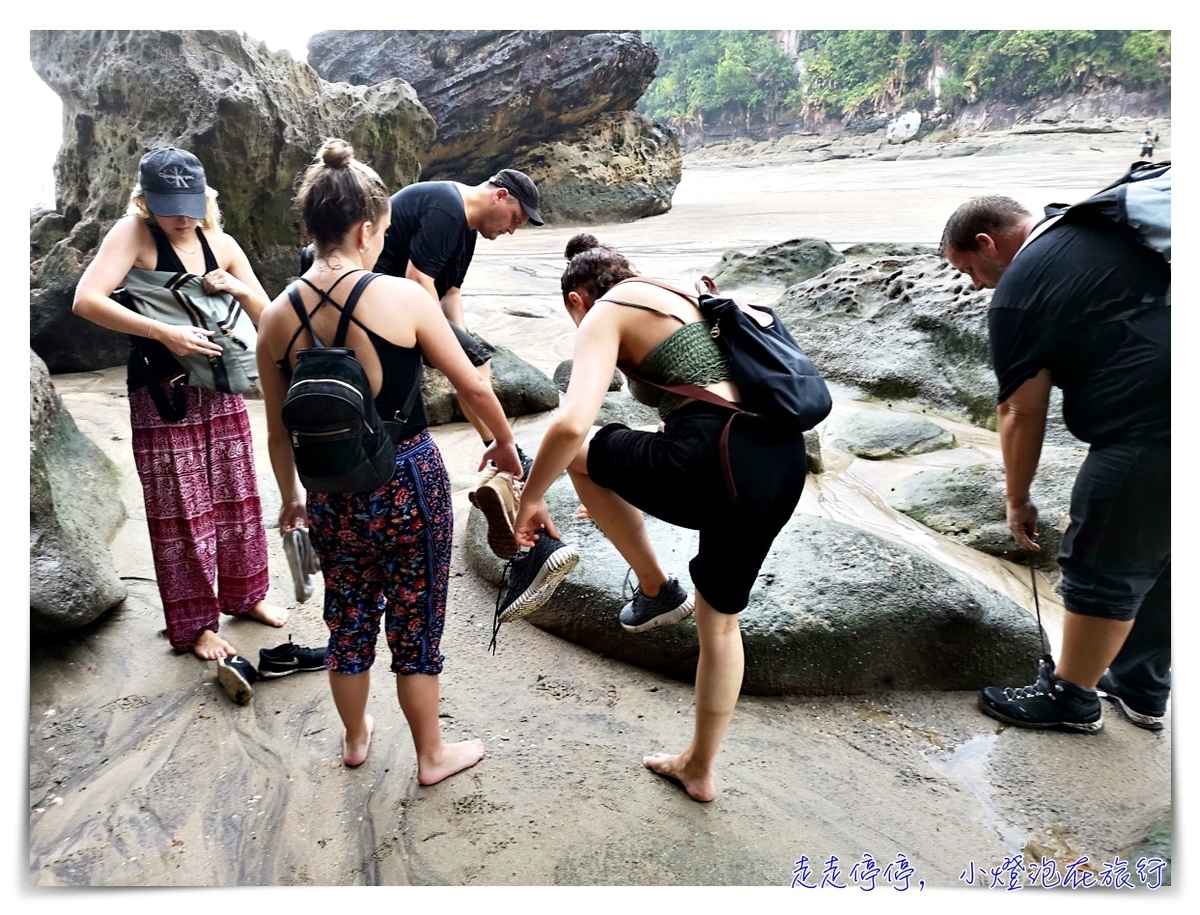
[[129, 383, 269, 651]]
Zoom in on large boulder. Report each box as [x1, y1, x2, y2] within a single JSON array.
[[30, 350, 127, 634], [306, 30, 679, 222], [776, 254, 1077, 445], [468, 475, 1044, 695], [825, 409, 956, 460], [29, 29, 435, 373], [888, 448, 1086, 573], [420, 335, 559, 425], [710, 237, 845, 290]]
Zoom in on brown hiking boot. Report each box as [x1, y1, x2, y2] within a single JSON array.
[[469, 468, 523, 559]]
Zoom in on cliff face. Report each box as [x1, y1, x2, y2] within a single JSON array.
[[307, 30, 681, 224], [30, 29, 435, 373]]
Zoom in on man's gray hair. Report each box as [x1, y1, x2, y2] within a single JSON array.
[[940, 195, 1032, 255]]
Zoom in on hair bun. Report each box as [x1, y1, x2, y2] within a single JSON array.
[[318, 138, 354, 169], [565, 233, 602, 260]]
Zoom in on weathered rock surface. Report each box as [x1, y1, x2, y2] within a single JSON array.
[[30, 350, 127, 634], [29, 29, 435, 373], [841, 243, 938, 259], [710, 237, 845, 290], [511, 112, 681, 224], [553, 359, 623, 394], [306, 30, 680, 223], [468, 476, 1043, 695], [803, 430, 824, 474], [421, 334, 559, 425], [776, 254, 1077, 445], [825, 410, 956, 460], [593, 390, 662, 429], [888, 448, 1086, 573]]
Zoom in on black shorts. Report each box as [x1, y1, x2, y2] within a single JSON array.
[[451, 323, 492, 368], [1057, 439, 1170, 621], [587, 402, 807, 614]]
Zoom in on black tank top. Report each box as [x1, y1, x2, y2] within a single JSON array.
[[278, 272, 430, 440], [125, 225, 219, 392]]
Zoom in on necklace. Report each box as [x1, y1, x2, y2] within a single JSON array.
[[171, 240, 200, 256]]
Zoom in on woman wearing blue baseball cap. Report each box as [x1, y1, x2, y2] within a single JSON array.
[[73, 147, 288, 664]]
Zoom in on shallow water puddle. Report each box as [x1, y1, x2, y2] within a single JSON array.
[[923, 734, 1026, 853]]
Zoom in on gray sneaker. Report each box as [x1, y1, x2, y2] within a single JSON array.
[[620, 577, 695, 632]]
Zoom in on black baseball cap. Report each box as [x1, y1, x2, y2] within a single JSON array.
[[138, 147, 208, 219], [489, 169, 543, 226]]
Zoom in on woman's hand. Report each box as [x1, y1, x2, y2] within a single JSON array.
[[202, 267, 252, 301], [480, 440, 523, 478], [514, 496, 558, 548], [279, 499, 308, 535], [155, 322, 223, 358]]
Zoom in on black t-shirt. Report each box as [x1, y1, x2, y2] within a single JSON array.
[[374, 182, 477, 299], [988, 217, 1170, 446]]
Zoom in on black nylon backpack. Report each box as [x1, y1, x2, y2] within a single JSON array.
[[281, 271, 398, 494]]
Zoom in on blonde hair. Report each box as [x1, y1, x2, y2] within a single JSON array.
[[295, 138, 390, 252], [126, 183, 223, 230]]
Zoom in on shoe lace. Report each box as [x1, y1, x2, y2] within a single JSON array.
[[621, 567, 639, 603], [490, 556, 517, 655]]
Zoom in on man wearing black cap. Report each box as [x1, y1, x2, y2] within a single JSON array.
[[369, 169, 543, 469]]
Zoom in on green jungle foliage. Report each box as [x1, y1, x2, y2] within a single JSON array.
[[639, 30, 1171, 127]]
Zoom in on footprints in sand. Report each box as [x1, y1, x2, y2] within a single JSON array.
[[99, 696, 150, 712]]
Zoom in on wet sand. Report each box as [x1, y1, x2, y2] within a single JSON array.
[[30, 131, 1171, 886]]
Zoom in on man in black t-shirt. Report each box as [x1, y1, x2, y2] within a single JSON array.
[[374, 170, 542, 470], [942, 194, 1170, 734]]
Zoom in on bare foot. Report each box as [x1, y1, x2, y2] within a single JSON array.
[[418, 739, 486, 786], [343, 714, 374, 768], [245, 602, 288, 627], [643, 752, 715, 803], [192, 629, 236, 660]]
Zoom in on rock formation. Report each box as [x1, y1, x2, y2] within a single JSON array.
[[824, 409, 956, 460], [468, 476, 1044, 695], [306, 30, 681, 223], [30, 350, 127, 634], [420, 337, 559, 426], [30, 29, 435, 373], [775, 253, 1078, 446], [710, 237, 845, 290]]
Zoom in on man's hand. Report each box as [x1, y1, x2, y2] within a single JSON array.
[[1006, 497, 1040, 551]]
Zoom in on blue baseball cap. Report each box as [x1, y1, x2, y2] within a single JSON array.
[[138, 147, 208, 219]]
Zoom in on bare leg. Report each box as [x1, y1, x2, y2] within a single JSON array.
[[244, 601, 289, 627], [1054, 608, 1136, 690], [457, 362, 496, 443], [568, 444, 669, 597], [396, 673, 485, 786], [192, 629, 236, 660], [644, 595, 743, 802], [329, 670, 374, 767]]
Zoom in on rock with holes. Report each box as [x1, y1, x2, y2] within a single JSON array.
[[29, 29, 435, 372], [888, 447, 1086, 575], [467, 474, 1043, 695], [710, 237, 844, 290], [825, 410, 956, 460], [775, 254, 1078, 446], [30, 350, 127, 634]]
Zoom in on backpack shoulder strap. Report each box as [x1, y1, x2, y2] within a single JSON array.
[[332, 272, 378, 347], [600, 297, 686, 324], [611, 276, 699, 302]]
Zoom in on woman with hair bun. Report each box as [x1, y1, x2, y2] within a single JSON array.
[[511, 234, 809, 802], [73, 147, 287, 664], [256, 139, 523, 778]]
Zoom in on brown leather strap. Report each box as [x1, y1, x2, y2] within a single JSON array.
[[719, 413, 738, 503], [610, 276, 699, 302]]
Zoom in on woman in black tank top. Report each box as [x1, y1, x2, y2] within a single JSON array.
[[72, 147, 287, 668], [256, 139, 521, 780]]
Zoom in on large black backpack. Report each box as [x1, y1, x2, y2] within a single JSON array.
[[281, 271, 398, 494]]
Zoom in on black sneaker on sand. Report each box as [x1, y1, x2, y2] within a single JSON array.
[[1097, 669, 1166, 731], [259, 636, 327, 679], [217, 655, 259, 705], [620, 576, 695, 632], [490, 532, 579, 652], [978, 658, 1103, 733]]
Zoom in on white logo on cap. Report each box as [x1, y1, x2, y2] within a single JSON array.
[[159, 166, 194, 189]]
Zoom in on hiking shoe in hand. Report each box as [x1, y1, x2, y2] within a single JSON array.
[[620, 576, 695, 632], [217, 655, 259, 705], [978, 658, 1102, 733], [1097, 669, 1166, 731], [489, 533, 579, 652], [259, 636, 327, 679], [469, 469, 523, 560], [282, 529, 317, 602]]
